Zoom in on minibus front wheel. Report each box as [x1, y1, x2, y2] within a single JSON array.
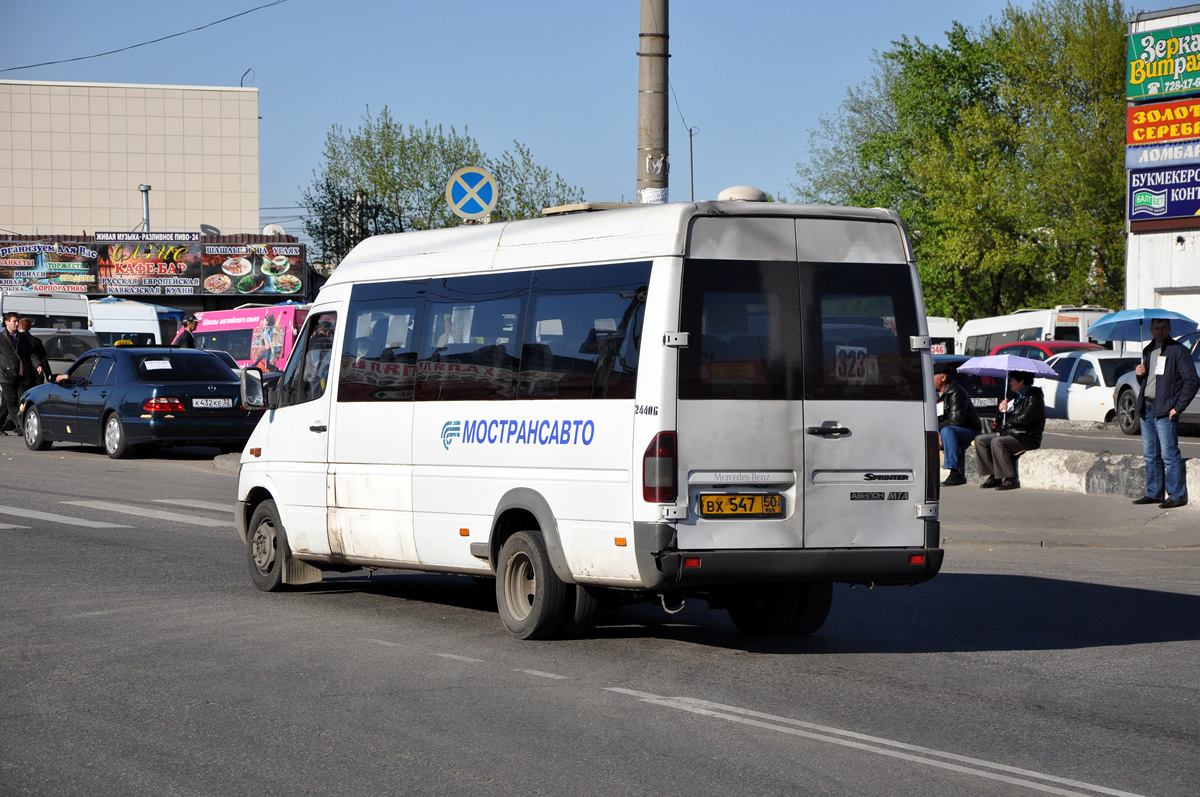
[[496, 531, 568, 639], [247, 499, 287, 592]]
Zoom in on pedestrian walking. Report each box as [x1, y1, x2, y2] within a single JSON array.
[[0, 312, 45, 436], [1131, 317, 1200, 509], [18, 317, 50, 385], [174, 314, 199, 348]]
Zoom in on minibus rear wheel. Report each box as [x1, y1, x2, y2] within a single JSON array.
[[496, 531, 568, 639], [247, 499, 287, 592], [727, 584, 802, 634], [791, 581, 833, 635]]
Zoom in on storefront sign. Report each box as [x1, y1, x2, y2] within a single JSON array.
[[0, 239, 306, 297], [1128, 165, 1200, 220], [1128, 24, 1200, 101], [1126, 141, 1200, 169], [0, 241, 99, 292], [1127, 97, 1200, 143], [95, 231, 201, 244]]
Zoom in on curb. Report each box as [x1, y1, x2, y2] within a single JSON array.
[[213, 453, 241, 474], [961, 443, 1198, 502]]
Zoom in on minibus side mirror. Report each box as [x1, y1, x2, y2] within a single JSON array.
[[241, 367, 274, 410]]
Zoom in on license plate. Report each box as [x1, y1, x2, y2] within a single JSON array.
[[697, 493, 784, 518], [192, 397, 233, 409], [972, 397, 998, 406]]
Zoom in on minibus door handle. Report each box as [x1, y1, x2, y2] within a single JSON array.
[[806, 424, 851, 437], [309, 424, 328, 433]]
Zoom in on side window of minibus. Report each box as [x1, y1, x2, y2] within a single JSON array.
[[415, 272, 530, 401], [338, 280, 426, 403], [521, 262, 650, 399], [278, 312, 338, 406]]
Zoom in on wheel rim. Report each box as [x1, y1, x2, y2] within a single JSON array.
[[503, 550, 536, 622], [1118, 394, 1135, 430], [250, 519, 276, 574], [24, 410, 38, 444], [104, 417, 121, 453]]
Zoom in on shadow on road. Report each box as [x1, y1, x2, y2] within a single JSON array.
[[283, 570, 1200, 654]]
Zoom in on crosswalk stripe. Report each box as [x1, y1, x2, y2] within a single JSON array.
[[154, 499, 233, 513], [0, 505, 130, 529], [61, 501, 230, 527]]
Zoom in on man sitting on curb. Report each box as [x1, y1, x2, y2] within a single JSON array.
[[975, 370, 1045, 491], [935, 363, 980, 486], [1131, 317, 1199, 510]]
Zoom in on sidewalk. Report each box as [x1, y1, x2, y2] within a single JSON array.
[[939, 483, 1200, 550]]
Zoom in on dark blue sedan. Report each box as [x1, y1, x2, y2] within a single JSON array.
[[20, 347, 262, 458]]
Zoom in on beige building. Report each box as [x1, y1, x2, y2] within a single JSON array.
[[0, 79, 259, 237]]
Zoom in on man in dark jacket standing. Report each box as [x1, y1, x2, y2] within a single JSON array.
[[0, 311, 46, 436], [1132, 317, 1200, 509], [935, 364, 981, 486], [175, 314, 198, 348], [975, 370, 1045, 491]]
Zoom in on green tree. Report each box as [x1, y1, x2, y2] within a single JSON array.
[[302, 107, 584, 266], [793, 0, 1128, 321]]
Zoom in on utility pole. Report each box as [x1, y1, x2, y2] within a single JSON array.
[[636, 0, 668, 204]]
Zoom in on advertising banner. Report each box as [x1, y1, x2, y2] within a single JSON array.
[[1127, 141, 1200, 169], [0, 241, 99, 292], [200, 243, 305, 298], [1128, 165, 1200, 220], [1127, 97, 1200, 143], [1128, 24, 1200, 101], [0, 236, 306, 297]]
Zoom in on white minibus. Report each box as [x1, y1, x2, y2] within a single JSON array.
[[236, 198, 944, 639], [88, 298, 166, 345], [0, 292, 90, 330], [926, 316, 957, 355], [957, 305, 1113, 355]]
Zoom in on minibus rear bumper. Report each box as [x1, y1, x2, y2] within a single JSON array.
[[635, 521, 943, 590]]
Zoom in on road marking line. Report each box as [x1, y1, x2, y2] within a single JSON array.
[[0, 505, 130, 528], [62, 501, 229, 527], [0, 522, 31, 529], [516, 669, 569, 680], [364, 638, 404, 648], [155, 499, 232, 513], [436, 653, 483, 663], [610, 689, 1142, 797]]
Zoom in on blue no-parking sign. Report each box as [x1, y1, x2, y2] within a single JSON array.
[[445, 166, 498, 221]]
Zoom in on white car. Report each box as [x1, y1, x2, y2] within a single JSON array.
[[1035, 350, 1141, 422]]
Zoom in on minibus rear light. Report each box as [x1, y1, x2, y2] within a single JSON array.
[[909, 554, 926, 565], [643, 431, 677, 503], [683, 557, 701, 568]]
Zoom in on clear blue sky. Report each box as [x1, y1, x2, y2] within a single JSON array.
[[2, 0, 1174, 233]]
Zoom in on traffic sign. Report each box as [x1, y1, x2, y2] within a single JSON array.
[[445, 166, 498, 221]]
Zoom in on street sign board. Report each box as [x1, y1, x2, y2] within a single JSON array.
[[445, 166, 498, 221]]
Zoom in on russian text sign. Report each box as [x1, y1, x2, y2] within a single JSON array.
[[1128, 165, 1200, 220], [1128, 24, 1200, 101]]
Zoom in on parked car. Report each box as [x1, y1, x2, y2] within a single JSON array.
[[19, 347, 263, 458], [28, 329, 102, 378], [932, 354, 1006, 430], [1034, 350, 1140, 422], [1112, 331, 1200, 434], [989, 340, 1104, 361]]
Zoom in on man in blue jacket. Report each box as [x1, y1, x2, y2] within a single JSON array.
[[1133, 318, 1200, 509]]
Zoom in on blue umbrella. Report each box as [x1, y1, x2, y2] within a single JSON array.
[[1087, 308, 1197, 342]]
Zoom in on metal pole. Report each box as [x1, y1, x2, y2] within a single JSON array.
[[138, 184, 151, 232], [636, 0, 668, 204]]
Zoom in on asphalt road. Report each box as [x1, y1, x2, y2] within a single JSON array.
[[2, 438, 1198, 796], [1041, 422, 1200, 457]]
